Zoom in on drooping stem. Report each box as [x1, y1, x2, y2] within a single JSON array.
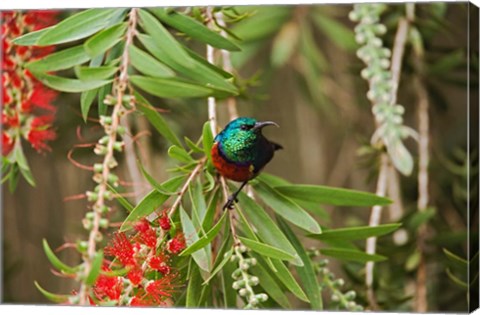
[[78, 8, 138, 305]]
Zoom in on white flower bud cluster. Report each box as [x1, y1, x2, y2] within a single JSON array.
[[230, 244, 268, 309]]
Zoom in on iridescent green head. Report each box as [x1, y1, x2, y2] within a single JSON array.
[[215, 117, 279, 163]]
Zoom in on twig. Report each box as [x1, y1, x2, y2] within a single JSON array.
[[78, 8, 138, 305], [365, 10, 411, 310], [365, 153, 389, 310]]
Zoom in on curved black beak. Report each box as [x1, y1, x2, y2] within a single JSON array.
[[252, 121, 279, 131]]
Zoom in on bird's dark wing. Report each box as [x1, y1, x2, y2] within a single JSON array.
[[270, 141, 283, 151]]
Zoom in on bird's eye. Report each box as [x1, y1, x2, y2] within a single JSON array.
[[240, 124, 249, 130]]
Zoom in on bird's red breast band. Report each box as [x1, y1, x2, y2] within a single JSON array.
[[211, 142, 254, 182]]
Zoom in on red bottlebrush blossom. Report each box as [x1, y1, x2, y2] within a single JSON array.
[[105, 233, 137, 267], [127, 267, 143, 286], [2, 133, 14, 156], [149, 255, 171, 275], [167, 233, 186, 254], [158, 209, 171, 231], [145, 276, 176, 304], [1, 10, 59, 157], [94, 272, 123, 301], [134, 219, 157, 249], [130, 296, 154, 306], [27, 116, 57, 152]]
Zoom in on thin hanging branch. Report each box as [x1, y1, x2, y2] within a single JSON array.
[[78, 8, 138, 305]]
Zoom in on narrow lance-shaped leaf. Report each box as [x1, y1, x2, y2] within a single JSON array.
[[131, 75, 215, 98], [276, 184, 392, 207], [129, 45, 175, 78], [33, 73, 111, 93], [86, 250, 104, 285], [120, 176, 185, 231], [34, 281, 69, 303], [277, 217, 322, 310], [138, 9, 194, 68], [84, 22, 128, 58], [37, 9, 125, 45], [254, 180, 322, 234], [236, 191, 302, 266], [308, 223, 401, 241], [80, 88, 98, 122], [25, 45, 91, 72], [186, 264, 203, 307], [238, 236, 296, 261], [75, 65, 118, 81], [250, 262, 291, 308], [320, 248, 387, 263], [180, 210, 228, 257], [134, 91, 183, 148], [150, 8, 241, 51], [42, 239, 77, 274], [203, 121, 214, 164], [180, 207, 211, 272]]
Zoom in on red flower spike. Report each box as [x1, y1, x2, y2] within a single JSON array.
[[27, 85, 58, 112], [145, 275, 177, 304], [94, 273, 122, 301], [158, 209, 171, 231], [127, 267, 143, 286], [130, 296, 154, 306], [2, 133, 14, 156], [149, 255, 171, 275], [134, 219, 157, 248], [105, 233, 137, 267], [167, 233, 186, 254]]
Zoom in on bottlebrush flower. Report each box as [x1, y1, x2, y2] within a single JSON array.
[[1, 10, 58, 157], [94, 270, 123, 301], [145, 275, 177, 304], [158, 209, 171, 231], [134, 219, 157, 249], [167, 233, 186, 254], [105, 232, 137, 267], [127, 266, 143, 286], [149, 254, 171, 275]]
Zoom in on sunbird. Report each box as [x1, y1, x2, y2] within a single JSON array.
[[211, 117, 282, 209]]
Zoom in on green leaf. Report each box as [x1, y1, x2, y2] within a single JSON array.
[[201, 188, 220, 231], [42, 239, 77, 274], [25, 46, 91, 72], [277, 217, 322, 310], [251, 262, 291, 308], [34, 282, 69, 303], [446, 268, 468, 288], [138, 9, 193, 68], [443, 248, 468, 271], [408, 207, 436, 230], [236, 191, 302, 266], [429, 49, 465, 75], [254, 181, 322, 234], [137, 34, 238, 96], [202, 121, 214, 164], [189, 178, 208, 226], [320, 248, 387, 263], [168, 145, 194, 163], [107, 183, 134, 212], [86, 250, 104, 285], [308, 223, 401, 241], [202, 248, 233, 285], [75, 65, 118, 81], [180, 207, 211, 272], [33, 73, 110, 93], [150, 8, 241, 51], [129, 45, 175, 78], [84, 22, 128, 58], [185, 136, 203, 153], [238, 236, 296, 261], [131, 75, 215, 98], [12, 26, 54, 45], [257, 172, 291, 186], [139, 163, 185, 195], [120, 177, 184, 231], [270, 259, 309, 302], [80, 88, 98, 122], [276, 184, 392, 207], [134, 92, 183, 147], [180, 211, 227, 257], [311, 13, 357, 51], [184, 46, 233, 79], [97, 82, 112, 116], [186, 264, 203, 307], [37, 9, 124, 45]]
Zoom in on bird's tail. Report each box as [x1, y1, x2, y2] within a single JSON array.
[[271, 141, 283, 151]]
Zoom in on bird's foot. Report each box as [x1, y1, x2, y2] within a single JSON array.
[[222, 195, 239, 210]]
